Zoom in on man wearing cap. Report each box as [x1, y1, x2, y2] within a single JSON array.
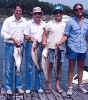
[[42, 5, 66, 93], [24, 7, 46, 93]]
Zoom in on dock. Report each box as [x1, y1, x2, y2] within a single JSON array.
[[0, 84, 88, 100]]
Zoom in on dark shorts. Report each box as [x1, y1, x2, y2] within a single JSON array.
[[49, 49, 62, 64], [67, 47, 86, 60]]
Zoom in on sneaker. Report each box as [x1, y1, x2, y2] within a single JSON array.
[[18, 89, 24, 94], [38, 88, 43, 93], [26, 90, 31, 94], [67, 87, 73, 96], [7, 90, 12, 95], [79, 86, 88, 93]]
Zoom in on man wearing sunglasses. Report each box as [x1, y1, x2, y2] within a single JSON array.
[[24, 7, 46, 93], [56, 3, 88, 96], [42, 5, 66, 93]]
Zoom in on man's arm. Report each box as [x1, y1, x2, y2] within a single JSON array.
[[55, 35, 68, 47], [42, 29, 48, 46], [24, 34, 36, 43], [8, 37, 21, 47]]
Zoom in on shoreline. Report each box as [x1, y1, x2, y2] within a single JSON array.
[[0, 14, 54, 24], [0, 15, 7, 24], [0, 14, 71, 24]]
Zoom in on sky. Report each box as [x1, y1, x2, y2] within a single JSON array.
[[39, 0, 88, 9]]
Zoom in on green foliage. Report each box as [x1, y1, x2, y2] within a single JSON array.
[[0, 0, 88, 17], [0, 0, 54, 16]]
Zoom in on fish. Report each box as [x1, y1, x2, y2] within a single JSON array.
[[13, 46, 22, 73], [42, 47, 49, 82], [54, 47, 61, 79], [31, 40, 40, 72]]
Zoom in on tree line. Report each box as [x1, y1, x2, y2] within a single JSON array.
[[0, 0, 88, 18]]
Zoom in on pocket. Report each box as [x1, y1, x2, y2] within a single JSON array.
[[72, 25, 80, 31], [71, 25, 80, 35]]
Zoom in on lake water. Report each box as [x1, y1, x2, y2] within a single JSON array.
[[0, 24, 88, 90], [0, 24, 5, 84]]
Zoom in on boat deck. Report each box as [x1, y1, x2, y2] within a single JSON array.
[[0, 84, 88, 100]]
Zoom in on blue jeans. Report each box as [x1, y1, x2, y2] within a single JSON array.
[[25, 41, 43, 90], [5, 43, 23, 91]]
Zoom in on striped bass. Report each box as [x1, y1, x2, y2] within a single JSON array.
[[13, 46, 22, 73], [54, 47, 61, 79], [31, 40, 40, 72], [42, 47, 49, 82]]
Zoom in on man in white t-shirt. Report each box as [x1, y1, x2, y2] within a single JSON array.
[[24, 7, 46, 93], [42, 5, 66, 93]]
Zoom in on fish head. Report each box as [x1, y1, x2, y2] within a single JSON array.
[[33, 40, 39, 48], [42, 47, 48, 57]]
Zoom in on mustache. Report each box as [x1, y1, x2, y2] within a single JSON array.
[[77, 14, 83, 18]]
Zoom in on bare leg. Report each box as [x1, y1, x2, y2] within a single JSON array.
[[77, 59, 84, 86], [68, 59, 76, 87], [56, 63, 62, 93], [45, 63, 52, 93], [48, 63, 53, 89], [67, 59, 76, 96], [77, 59, 88, 93]]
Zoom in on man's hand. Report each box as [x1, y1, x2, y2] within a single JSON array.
[[8, 37, 21, 47], [55, 42, 61, 47], [31, 37, 37, 42], [13, 39, 21, 47], [42, 41, 47, 47], [55, 35, 68, 47]]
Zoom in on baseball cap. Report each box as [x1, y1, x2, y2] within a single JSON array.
[[53, 5, 63, 14], [33, 7, 42, 13]]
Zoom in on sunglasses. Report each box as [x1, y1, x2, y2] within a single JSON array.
[[74, 8, 83, 12], [53, 10, 63, 15], [33, 12, 42, 15]]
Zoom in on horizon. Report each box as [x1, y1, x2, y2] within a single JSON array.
[[39, 0, 88, 9]]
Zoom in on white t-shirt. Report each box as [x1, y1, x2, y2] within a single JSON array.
[[24, 19, 46, 43], [1, 15, 27, 43], [46, 20, 66, 49]]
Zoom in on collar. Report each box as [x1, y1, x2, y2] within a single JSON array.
[[73, 16, 84, 21], [12, 15, 23, 22], [31, 18, 42, 24]]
